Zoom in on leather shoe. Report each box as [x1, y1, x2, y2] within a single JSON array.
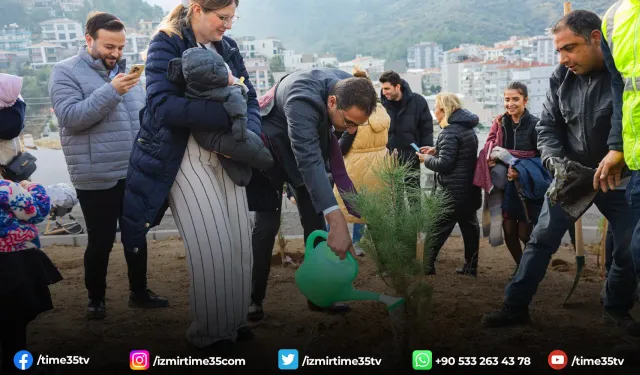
[[129, 289, 169, 309], [307, 300, 351, 313]]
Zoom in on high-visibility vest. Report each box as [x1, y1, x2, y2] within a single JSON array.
[[602, 0, 640, 170]]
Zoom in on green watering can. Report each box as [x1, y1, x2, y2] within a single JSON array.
[[295, 230, 404, 310]]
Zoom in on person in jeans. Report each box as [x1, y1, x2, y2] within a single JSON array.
[[49, 12, 168, 320], [417, 93, 481, 276], [482, 10, 640, 336]]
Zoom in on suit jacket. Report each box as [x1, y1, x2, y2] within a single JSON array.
[[258, 67, 352, 214]]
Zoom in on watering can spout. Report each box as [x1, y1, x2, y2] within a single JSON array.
[[339, 289, 382, 303]]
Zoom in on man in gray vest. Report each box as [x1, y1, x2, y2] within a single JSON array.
[[49, 12, 168, 320]]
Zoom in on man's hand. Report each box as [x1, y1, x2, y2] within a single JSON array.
[[111, 73, 140, 95], [594, 150, 625, 193], [325, 210, 355, 260], [488, 159, 497, 167]]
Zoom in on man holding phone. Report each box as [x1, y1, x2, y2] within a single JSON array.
[[49, 11, 168, 320], [380, 70, 434, 196]]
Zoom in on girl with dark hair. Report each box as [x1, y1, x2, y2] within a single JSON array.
[[474, 82, 543, 271]]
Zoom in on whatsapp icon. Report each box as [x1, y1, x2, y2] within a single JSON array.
[[412, 350, 432, 370]]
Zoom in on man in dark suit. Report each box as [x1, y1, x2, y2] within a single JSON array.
[[246, 68, 378, 321]]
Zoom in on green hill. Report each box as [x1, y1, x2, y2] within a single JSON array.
[[232, 0, 611, 61]]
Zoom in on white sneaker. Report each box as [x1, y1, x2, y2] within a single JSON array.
[[354, 243, 364, 256]]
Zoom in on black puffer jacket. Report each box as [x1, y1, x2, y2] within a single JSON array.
[[500, 109, 539, 153], [381, 80, 433, 161], [424, 109, 481, 210]]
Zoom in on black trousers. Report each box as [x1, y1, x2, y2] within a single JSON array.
[[0, 317, 31, 375], [428, 206, 480, 269], [76, 179, 147, 301], [251, 175, 325, 306]]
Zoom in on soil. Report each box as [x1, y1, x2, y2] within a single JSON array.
[[24, 236, 640, 375]]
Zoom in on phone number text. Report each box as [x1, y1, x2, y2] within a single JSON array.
[[435, 357, 531, 366]]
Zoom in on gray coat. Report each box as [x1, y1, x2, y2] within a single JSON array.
[[49, 47, 144, 190]]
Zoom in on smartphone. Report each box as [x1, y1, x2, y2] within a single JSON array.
[[410, 143, 420, 152], [129, 64, 145, 77]]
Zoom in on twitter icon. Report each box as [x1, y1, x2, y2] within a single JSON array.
[[278, 349, 299, 370]]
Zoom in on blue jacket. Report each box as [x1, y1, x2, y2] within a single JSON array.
[[502, 157, 552, 222], [511, 157, 552, 201], [120, 24, 261, 250]]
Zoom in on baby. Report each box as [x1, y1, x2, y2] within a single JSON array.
[[167, 47, 273, 185]]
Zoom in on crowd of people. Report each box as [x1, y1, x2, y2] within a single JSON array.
[[2, 0, 640, 372]]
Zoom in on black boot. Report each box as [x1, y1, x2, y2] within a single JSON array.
[[129, 289, 169, 309], [481, 303, 530, 328], [87, 299, 105, 320], [455, 263, 477, 277]]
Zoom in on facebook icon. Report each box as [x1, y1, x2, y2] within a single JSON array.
[[13, 350, 33, 370]]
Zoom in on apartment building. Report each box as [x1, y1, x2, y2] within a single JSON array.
[[407, 42, 443, 69], [0, 25, 32, 55], [283, 50, 318, 72], [0, 50, 19, 69], [338, 55, 385, 75], [28, 42, 73, 68], [244, 57, 270, 96], [237, 37, 285, 59], [40, 19, 84, 50], [124, 33, 151, 64]]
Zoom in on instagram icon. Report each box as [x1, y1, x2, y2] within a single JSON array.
[[130, 350, 150, 370]]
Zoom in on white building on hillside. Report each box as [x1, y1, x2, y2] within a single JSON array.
[[407, 42, 443, 69], [238, 37, 285, 59], [244, 57, 270, 96], [28, 42, 73, 68], [40, 19, 84, 50], [338, 55, 385, 75], [124, 33, 150, 64]]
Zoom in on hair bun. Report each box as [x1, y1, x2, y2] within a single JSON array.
[[352, 65, 369, 78]]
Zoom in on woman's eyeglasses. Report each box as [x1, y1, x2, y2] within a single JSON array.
[[209, 10, 239, 26]]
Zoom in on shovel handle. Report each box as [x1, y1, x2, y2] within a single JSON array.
[[575, 218, 584, 256]]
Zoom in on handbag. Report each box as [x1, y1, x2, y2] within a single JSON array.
[[0, 138, 37, 181]]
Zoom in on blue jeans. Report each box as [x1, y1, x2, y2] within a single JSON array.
[[505, 188, 638, 311], [325, 223, 364, 243], [627, 171, 640, 280]]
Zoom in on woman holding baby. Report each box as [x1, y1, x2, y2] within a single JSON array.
[[121, 0, 259, 350]]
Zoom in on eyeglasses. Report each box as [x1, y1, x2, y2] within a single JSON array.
[[209, 10, 239, 26], [340, 109, 368, 128]]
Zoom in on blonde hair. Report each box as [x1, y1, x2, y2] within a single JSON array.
[[156, 0, 238, 38], [435, 92, 463, 127], [139, 48, 147, 62]]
